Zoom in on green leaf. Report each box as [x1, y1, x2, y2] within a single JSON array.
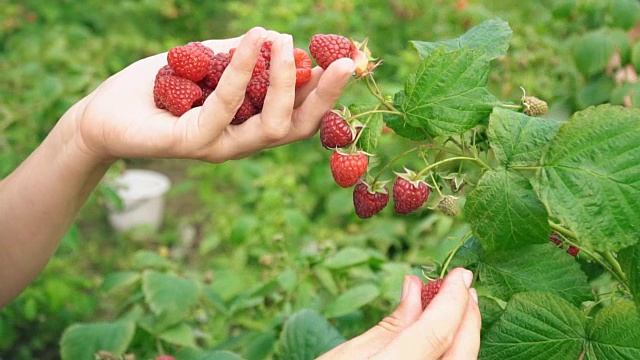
[[480, 292, 586, 360], [200, 351, 246, 360], [351, 104, 384, 153], [487, 107, 562, 167], [100, 271, 140, 294], [157, 323, 196, 347], [478, 296, 504, 335], [314, 266, 339, 295], [450, 236, 484, 270], [536, 105, 640, 251], [586, 301, 640, 359], [395, 47, 499, 137], [324, 284, 380, 318], [142, 271, 199, 325], [573, 30, 616, 77], [323, 247, 370, 270], [379, 262, 412, 303], [382, 106, 428, 141], [277, 309, 346, 360], [60, 321, 135, 360], [466, 169, 549, 251], [131, 250, 174, 270], [479, 244, 593, 306], [412, 18, 512, 61], [619, 243, 640, 306]]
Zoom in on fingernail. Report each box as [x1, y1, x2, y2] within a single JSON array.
[[462, 270, 473, 288], [400, 275, 411, 302], [470, 288, 478, 304]]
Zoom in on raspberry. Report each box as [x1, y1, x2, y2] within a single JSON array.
[[329, 150, 368, 188], [231, 97, 257, 125], [246, 70, 270, 109], [437, 195, 459, 217], [353, 181, 389, 219], [260, 41, 273, 68], [167, 42, 212, 82], [393, 176, 430, 215], [155, 356, 175, 360], [203, 53, 230, 90], [320, 111, 354, 148], [154, 65, 176, 109], [294, 48, 312, 88], [192, 84, 214, 107], [567, 246, 580, 257], [421, 279, 443, 310], [522, 95, 548, 117], [153, 75, 202, 116], [309, 34, 357, 69], [229, 48, 267, 77]]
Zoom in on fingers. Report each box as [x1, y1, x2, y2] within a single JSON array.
[[372, 268, 473, 360], [320, 275, 424, 359], [258, 33, 296, 140], [273, 57, 355, 146], [180, 27, 267, 152], [441, 288, 481, 360]]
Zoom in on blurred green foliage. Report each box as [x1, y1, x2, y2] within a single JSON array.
[[1, 0, 639, 359]]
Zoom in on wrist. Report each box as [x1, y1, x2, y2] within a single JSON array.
[[56, 95, 117, 171]]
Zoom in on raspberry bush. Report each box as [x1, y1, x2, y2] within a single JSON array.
[[310, 19, 640, 359]]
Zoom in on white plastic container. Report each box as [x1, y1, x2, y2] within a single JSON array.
[[106, 169, 172, 232]]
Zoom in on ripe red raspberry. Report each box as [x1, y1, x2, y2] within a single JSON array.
[[567, 246, 580, 257], [320, 111, 354, 149], [421, 279, 443, 310], [229, 48, 267, 77], [203, 53, 230, 90], [329, 150, 368, 188], [393, 177, 430, 215], [155, 356, 175, 360], [353, 181, 389, 219], [231, 97, 257, 125], [246, 70, 270, 109], [154, 65, 176, 109], [294, 48, 312, 88], [309, 34, 357, 69], [167, 42, 212, 82], [260, 41, 273, 68], [192, 84, 214, 107], [153, 75, 202, 116]]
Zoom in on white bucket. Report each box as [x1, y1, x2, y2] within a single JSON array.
[[106, 169, 172, 232]]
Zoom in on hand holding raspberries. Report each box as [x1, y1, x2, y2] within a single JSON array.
[[70, 27, 356, 163]]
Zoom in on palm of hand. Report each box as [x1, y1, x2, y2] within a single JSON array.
[[72, 29, 354, 163]]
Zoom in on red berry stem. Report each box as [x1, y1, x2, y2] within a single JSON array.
[[425, 143, 491, 170], [602, 251, 628, 284], [428, 172, 444, 198], [363, 74, 399, 113]]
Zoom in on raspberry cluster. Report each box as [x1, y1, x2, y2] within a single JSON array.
[[153, 40, 312, 122]]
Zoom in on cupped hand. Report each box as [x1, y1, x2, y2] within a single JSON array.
[[318, 268, 481, 360], [68, 27, 355, 163]]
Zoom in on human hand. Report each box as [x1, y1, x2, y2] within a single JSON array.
[[64, 27, 355, 164], [318, 268, 481, 360]]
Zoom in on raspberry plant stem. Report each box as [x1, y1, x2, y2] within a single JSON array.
[[550, 221, 630, 289], [429, 172, 444, 198], [439, 232, 473, 279], [348, 109, 403, 121], [415, 156, 482, 179], [602, 251, 627, 283], [425, 143, 491, 170], [370, 146, 421, 184]]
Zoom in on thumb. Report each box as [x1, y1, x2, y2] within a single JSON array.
[[319, 275, 423, 359]]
